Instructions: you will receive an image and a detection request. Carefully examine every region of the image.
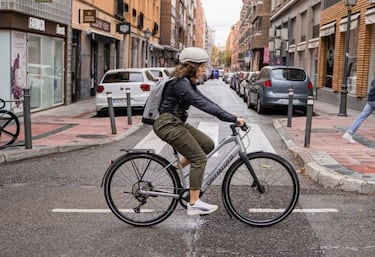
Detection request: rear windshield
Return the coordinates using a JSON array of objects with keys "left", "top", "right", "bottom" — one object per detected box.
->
[
  {"left": 150, "top": 70, "right": 163, "bottom": 78},
  {"left": 272, "top": 69, "right": 306, "bottom": 81},
  {"left": 102, "top": 72, "right": 143, "bottom": 83}
]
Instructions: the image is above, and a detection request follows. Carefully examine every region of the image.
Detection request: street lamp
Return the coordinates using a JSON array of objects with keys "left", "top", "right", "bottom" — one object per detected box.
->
[
  {"left": 338, "top": 0, "right": 357, "bottom": 116},
  {"left": 144, "top": 28, "right": 152, "bottom": 67}
]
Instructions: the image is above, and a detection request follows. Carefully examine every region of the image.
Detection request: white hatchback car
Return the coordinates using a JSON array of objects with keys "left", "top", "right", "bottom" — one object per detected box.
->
[
  {"left": 95, "top": 68, "right": 158, "bottom": 116},
  {"left": 147, "top": 67, "right": 171, "bottom": 80}
]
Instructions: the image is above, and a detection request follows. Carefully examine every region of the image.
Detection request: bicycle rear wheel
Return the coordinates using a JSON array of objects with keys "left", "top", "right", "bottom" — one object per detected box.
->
[
  {"left": 0, "top": 110, "right": 20, "bottom": 147},
  {"left": 222, "top": 152, "right": 299, "bottom": 226},
  {"left": 103, "top": 152, "right": 180, "bottom": 226}
]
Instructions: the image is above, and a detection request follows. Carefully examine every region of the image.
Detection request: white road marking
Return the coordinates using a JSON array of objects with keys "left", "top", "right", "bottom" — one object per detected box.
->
[
  {"left": 134, "top": 130, "right": 166, "bottom": 154},
  {"left": 52, "top": 208, "right": 154, "bottom": 213},
  {"left": 248, "top": 208, "right": 338, "bottom": 213},
  {"left": 245, "top": 124, "right": 276, "bottom": 153},
  {"left": 52, "top": 208, "right": 338, "bottom": 214},
  {"left": 197, "top": 121, "right": 219, "bottom": 157}
]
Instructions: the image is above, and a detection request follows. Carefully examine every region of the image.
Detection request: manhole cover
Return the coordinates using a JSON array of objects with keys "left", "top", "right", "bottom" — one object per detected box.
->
[
  {"left": 311, "top": 128, "right": 338, "bottom": 133},
  {"left": 77, "top": 134, "right": 109, "bottom": 139}
]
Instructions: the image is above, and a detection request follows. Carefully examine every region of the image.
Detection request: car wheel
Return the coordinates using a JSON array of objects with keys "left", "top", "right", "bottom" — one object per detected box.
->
[{"left": 256, "top": 97, "right": 264, "bottom": 114}]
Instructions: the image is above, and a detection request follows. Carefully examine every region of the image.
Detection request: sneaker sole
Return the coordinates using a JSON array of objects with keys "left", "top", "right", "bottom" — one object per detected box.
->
[{"left": 187, "top": 207, "right": 218, "bottom": 216}]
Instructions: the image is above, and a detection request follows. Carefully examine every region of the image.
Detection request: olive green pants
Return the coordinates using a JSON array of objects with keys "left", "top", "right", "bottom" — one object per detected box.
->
[{"left": 153, "top": 113, "right": 214, "bottom": 190}]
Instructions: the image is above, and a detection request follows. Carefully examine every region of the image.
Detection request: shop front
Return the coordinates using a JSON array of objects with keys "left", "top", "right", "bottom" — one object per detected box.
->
[{"left": 0, "top": 11, "right": 67, "bottom": 113}]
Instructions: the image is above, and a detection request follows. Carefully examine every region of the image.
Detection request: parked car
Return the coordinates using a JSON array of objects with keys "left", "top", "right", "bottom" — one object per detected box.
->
[
  {"left": 95, "top": 68, "right": 158, "bottom": 116},
  {"left": 210, "top": 69, "right": 219, "bottom": 79},
  {"left": 245, "top": 71, "right": 259, "bottom": 106},
  {"left": 147, "top": 67, "right": 170, "bottom": 81},
  {"left": 223, "top": 72, "right": 234, "bottom": 84},
  {"left": 247, "top": 66, "right": 313, "bottom": 114},
  {"left": 238, "top": 72, "right": 252, "bottom": 99}
]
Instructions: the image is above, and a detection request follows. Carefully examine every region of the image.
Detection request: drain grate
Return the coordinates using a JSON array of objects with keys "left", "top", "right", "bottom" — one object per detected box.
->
[{"left": 76, "top": 134, "right": 108, "bottom": 139}]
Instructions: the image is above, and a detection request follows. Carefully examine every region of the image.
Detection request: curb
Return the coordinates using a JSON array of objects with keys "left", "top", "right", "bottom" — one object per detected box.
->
[
  {"left": 273, "top": 119, "right": 375, "bottom": 195},
  {"left": 0, "top": 123, "right": 143, "bottom": 164}
]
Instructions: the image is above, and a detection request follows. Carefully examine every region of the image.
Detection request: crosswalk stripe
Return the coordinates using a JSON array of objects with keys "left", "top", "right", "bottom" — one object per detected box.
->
[
  {"left": 197, "top": 121, "right": 219, "bottom": 157},
  {"left": 245, "top": 124, "right": 276, "bottom": 154},
  {"left": 134, "top": 130, "right": 165, "bottom": 154}
]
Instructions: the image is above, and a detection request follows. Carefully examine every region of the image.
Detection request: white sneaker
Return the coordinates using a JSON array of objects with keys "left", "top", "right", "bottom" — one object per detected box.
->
[
  {"left": 187, "top": 199, "right": 218, "bottom": 216},
  {"left": 343, "top": 132, "right": 356, "bottom": 143}
]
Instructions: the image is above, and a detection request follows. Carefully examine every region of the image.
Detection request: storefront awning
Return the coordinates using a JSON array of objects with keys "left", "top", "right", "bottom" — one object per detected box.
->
[
  {"left": 319, "top": 21, "right": 336, "bottom": 37},
  {"left": 163, "top": 45, "right": 179, "bottom": 52},
  {"left": 339, "top": 13, "right": 360, "bottom": 32},
  {"left": 150, "top": 43, "right": 164, "bottom": 51},
  {"left": 365, "top": 8, "right": 375, "bottom": 25}
]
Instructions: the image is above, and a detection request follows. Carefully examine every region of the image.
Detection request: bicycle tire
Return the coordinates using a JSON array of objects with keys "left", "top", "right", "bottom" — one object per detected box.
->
[
  {"left": 103, "top": 152, "right": 181, "bottom": 226},
  {"left": 222, "top": 152, "right": 299, "bottom": 226},
  {"left": 0, "top": 110, "right": 20, "bottom": 146}
]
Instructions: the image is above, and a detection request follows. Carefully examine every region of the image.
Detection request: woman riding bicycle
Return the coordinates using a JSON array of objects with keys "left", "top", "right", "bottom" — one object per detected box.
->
[{"left": 153, "top": 47, "right": 245, "bottom": 215}]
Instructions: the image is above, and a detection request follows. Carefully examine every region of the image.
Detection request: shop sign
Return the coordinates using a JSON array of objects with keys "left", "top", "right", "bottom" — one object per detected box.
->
[
  {"left": 56, "top": 24, "right": 66, "bottom": 36},
  {"left": 29, "top": 17, "right": 45, "bottom": 31},
  {"left": 82, "top": 10, "right": 96, "bottom": 23},
  {"left": 90, "top": 18, "right": 110, "bottom": 32},
  {"left": 117, "top": 22, "right": 131, "bottom": 34}
]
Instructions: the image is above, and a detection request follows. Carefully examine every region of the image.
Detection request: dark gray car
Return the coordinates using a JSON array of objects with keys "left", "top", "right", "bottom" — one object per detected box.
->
[{"left": 247, "top": 66, "right": 313, "bottom": 114}]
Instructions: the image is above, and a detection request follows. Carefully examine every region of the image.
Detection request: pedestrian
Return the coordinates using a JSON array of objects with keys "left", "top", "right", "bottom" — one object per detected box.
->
[
  {"left": 343, "top": 76, "right": 375, "bottom": 143},
  {"left": 153, "top": 47, "right": 245, "bottom": 216}
]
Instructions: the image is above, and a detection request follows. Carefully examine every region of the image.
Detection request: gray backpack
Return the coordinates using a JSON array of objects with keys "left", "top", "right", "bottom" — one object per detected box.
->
[{"left": 141, "top": 77, "right": 176, "bottom": 125}]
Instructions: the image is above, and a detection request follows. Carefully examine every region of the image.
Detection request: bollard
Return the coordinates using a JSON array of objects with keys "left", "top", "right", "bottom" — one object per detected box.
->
[
  {"left": 106, "top": 92, "right": 117, "bottom": 134},
  {"left": 23, "top": 88, "right": 32, "bottom": 149},
  {"left": 126, "top": 88, "right": 132, "bottom": 125},
  {"left": 287, "top": 88, "right": 294, "bottom": 127},
  {"left": 304, "top": 96, "right": 314, "bottom": 148}
]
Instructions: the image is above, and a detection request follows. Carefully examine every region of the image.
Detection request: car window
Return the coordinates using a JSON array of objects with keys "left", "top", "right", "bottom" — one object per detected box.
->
[
  {"left": 150, "top": 70, "right": 163, "bottom": 78},
  {"left": 272, "top": 69, "right": 306, "bottom": 81},
  {"left": 103, "top": 72, "right": 144, "bottom": 83}
]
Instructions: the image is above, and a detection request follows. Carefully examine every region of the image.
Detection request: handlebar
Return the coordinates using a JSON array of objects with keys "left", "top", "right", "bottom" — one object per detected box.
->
[{"left": 230, "top": 122, "right": 249, "bottom": 135}]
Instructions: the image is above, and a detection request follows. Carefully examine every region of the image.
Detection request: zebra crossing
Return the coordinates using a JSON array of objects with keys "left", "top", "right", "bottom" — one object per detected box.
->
[{"left": 134, "top": 122, "right": 276, "bottom": 155}]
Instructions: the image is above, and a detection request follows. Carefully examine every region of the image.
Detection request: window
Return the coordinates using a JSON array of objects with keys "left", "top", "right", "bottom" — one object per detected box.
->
[{"left": 116, "top": 0, "right": 124, "bottom": 19}]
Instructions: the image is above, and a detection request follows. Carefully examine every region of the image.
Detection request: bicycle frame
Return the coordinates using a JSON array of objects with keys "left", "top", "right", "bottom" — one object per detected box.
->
[{"left": 138, "top": 125, "right": 259, "bottom": 198}]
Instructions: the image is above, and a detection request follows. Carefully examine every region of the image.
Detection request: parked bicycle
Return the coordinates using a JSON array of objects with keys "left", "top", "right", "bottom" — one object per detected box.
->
[
  {"left": 0, "top": 98, "right": 20, "bottom": 147},
  {"left": 102, "top": 123, "right": 300, "bottom": 227}
]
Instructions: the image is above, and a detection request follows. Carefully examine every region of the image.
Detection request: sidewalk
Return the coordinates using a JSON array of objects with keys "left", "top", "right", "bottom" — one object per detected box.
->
[
  {"left": 274, "top": 100, "right": 375, "bottom": 194},
  {"left": 1, "top": 97, "right": 374, "bottom": 194},
  {"left": 0, "top": 98, "right": 142, "bottom": 163}
]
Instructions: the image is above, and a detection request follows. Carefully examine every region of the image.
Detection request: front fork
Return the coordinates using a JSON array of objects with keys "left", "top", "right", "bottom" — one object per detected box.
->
[{"left": 239, "top": 152, "right": 265, "bottom": 193}]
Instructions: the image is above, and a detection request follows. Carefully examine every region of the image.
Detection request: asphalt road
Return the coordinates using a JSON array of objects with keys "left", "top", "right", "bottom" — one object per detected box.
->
[{"left": 1, "top": 79, "right": 374, "bottom": 257}]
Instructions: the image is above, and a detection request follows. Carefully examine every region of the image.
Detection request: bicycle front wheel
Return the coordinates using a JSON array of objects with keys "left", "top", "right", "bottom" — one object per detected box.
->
[
  {"left": 0, "top": 110, "right": 20, "bottom": 147},
  {"left": 103, "top": 152, "right": 180, "bottom": 226},
  {"left": 222, "top": 152, "right": 299, "bottom": 226}
]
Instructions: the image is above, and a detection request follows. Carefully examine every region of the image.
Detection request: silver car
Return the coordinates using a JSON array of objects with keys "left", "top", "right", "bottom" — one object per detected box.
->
[
  {"left": 95, "top": 68, "right": 158, "bottom": 116},
  {"left": 247, "top": 66, "right": 313, "bottom": 114}
]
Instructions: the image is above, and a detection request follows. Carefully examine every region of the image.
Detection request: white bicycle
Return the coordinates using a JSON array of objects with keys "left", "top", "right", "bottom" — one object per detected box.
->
[{"left": 102, "top": 123, "right": 300, "bottom": 226}]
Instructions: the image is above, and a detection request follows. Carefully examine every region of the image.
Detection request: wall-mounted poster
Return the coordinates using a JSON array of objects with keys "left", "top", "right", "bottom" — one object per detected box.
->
[{"left": 11, "top": 31, "right": 27, "bottom": 112}]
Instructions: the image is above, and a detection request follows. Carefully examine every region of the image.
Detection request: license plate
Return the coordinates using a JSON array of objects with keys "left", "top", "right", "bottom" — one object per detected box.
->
[
  {"left": 278, "top": 99, "right": 299, "bottom": 104},
  {"left": 112, "top": 99, "right": 126, "bottom": 105}
]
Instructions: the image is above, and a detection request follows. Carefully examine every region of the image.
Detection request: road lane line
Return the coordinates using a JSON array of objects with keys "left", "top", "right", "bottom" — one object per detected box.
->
[
  {"left": 248, "top": 208, "right": 338, "bottom": 213},
  {"left": 52, "top": 208, "right": 338, "bottom": 214}
]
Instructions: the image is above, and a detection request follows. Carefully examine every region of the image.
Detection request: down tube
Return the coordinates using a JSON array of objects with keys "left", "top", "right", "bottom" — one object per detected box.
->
[{"left": 201, "top": 144, "right": 240, "bottom": 191}]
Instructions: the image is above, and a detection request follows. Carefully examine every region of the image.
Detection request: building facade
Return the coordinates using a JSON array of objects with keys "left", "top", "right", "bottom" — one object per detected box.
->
[
  {"left": 0, "top": 0, "right": 72, "bottom": 112},
  {"left": 0, "top": 0, "right": 216, "bottom": 111},
  {"left": 317, "top": 0, "right": 375, "bottom": 110},
  {"left": 266, "top": 0, "right": 321, "bottom": 88}
]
